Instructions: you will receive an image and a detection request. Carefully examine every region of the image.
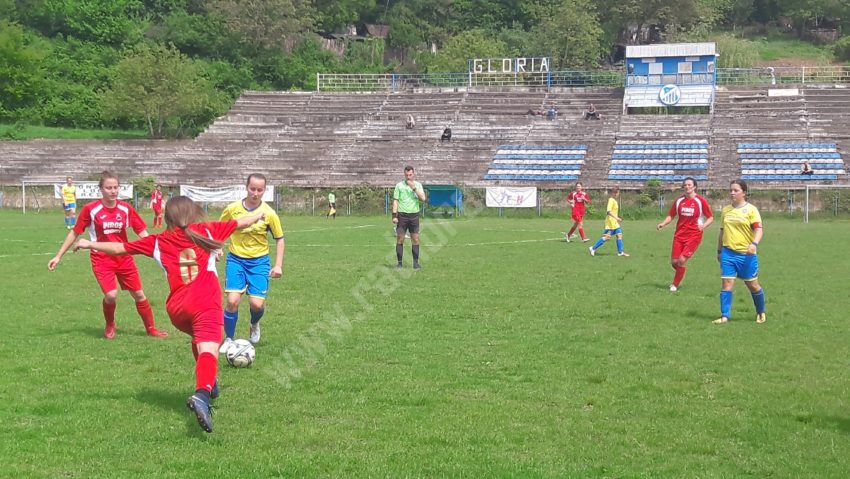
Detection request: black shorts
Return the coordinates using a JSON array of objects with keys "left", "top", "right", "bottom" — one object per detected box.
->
[
  {"left": 396, "top": 212, "right": 420, "bottom": 235},
  {"left": 329, "top": 202, "right": 336, "bottom": 208}
]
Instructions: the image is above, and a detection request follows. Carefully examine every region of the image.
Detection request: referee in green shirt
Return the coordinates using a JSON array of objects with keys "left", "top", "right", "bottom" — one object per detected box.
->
[{"left": 392, "top": 166, "right": 426, "bottom": 269}]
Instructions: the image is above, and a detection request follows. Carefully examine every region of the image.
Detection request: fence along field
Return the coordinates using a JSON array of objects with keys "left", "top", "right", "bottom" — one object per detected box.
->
[{"left": 1, "top": 209, "right": 849, "bottom": 477}]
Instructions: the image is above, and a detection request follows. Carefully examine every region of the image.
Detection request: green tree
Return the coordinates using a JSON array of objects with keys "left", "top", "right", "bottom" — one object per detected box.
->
[
  {"left": 207, "top": 0, "right": 315, "bottom": 50},
  {"left": 101, "top": 43, "right": 217, "bottom": 137},
  {"left": 427, "top": 29, "right": 511, "bottom": 72},
  {"left": 0, "top": 21, "right": 47, "bottom": 116},
  {"left": 526, "top": 0, "right": 605, "bottom": 68},
  {"left": 22, "top": 0, "right": 147, "bottom": 45},
  {"left": 314, "top": 0, "right": 376, "bottom": 33}
]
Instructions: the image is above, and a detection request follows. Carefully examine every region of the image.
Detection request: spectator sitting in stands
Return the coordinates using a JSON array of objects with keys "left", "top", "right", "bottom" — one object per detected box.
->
[
  {"left": 546, "top": 104, "right": 558, "bottom": 120},
  {"left": 440, "top": 127, "right": 452, "bottom": 143},
  {"left": 583, "top": 103, "right": 601, "bottom": 120},
  {"left": 801, "top": 161, "right": 814, "bottom": 175},
  {"left": 406, "top": 114, "right": 416, "bottom": 129},
  {"left": 526, "top": 108, "right": 544, "bottom": 116}
]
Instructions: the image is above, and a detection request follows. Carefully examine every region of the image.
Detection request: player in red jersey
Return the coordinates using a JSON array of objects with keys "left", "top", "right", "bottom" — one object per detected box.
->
[
  {"left": 565, "top": 182, "right": 591, "bottom": 242},
  {"left": 48, "top": 171, "right": 168, "bottom": 339},
  {"left": 74, "top": 196, "right": 265, "bottom": 433},
  {"left": 150, "top": 184, "right": 164, "bottom": 228},
  {"left": 656, "top": 177, "right": 714, "bottom": 292}
]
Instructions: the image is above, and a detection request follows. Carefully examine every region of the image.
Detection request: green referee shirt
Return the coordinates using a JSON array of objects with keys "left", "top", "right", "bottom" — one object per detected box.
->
[
  {"left": 393, "top": 181, "right": 423, "bottom": 213},
  {"left": 328, "top": 193, "right": 335, "bottom": 203}
]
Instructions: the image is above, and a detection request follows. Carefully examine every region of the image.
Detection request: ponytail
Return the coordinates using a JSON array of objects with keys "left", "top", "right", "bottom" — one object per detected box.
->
[{"left": 164, "top": 196, "right": 224, "bottom": 252}]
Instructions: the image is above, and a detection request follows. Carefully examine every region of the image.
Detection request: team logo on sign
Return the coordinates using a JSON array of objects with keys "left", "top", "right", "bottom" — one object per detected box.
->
[{"left": 659, "top": 84, "right": 682, "bottom": 105}]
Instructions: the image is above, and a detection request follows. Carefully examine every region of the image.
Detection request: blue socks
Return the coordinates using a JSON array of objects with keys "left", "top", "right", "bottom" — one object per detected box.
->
[
  {"left": 616, "top": 239, "right": 624, "bottom": 254},
  {"left": 592, "top": 238, "right": 605, "bottom": 250},
  {"left": 223, "top": 310, "right": 238, "bottom": 339},
  {"left": 720, "top": 290, "right": 733, "bottom": 318},
  {"left": 751, "top": 289, "right": 765, "bottom": 314},
  {"left": 250, "top": 307, "right": 265, "bottom": 326},
  {"left": 720, "top": 289, "right": 765, "bottom": 319}
]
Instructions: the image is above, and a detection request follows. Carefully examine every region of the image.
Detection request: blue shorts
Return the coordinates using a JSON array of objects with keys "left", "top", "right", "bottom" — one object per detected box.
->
[
  {"left": 225, "top": 253, "right": 270, "bottom": 298},
  {"left": 720, "top": 247, "right": 759, "bottom": 281},
  {"left": 64, "top": 203, "right": 76, "bottom": 210},
  {"left": 603, "top": 228, "right": 622, "bottom": 236}
]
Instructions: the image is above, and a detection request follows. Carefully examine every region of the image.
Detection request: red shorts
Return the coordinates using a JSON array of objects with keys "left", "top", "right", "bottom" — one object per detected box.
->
[
  {"left": 166, "top": 289, "right": 223, "bottom": 344},
  {"left": 91, "top": 254, "right": 143, "bottom": 293},
  {"left": 571, "top": 209, "right": 585, "bottom": 222},
  {"left": 153, "top": 207, "right": 162, "bottom": 214},
  {"left": 671, "top": 235, "right": 703, "bottom": 260}
]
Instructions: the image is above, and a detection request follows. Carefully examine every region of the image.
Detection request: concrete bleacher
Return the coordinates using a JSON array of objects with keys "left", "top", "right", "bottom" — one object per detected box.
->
[
  {"left": 4, "top": 85, "right": 850, "bottom": 189},
  {"left": 608, "top": 140, "right": 709, "bottom": 181},
  {"left": 738, "top": 143, "right": 846, "bottom": 181},
  {"left": 484, "top": 145, "right": 586, "bottom": 181}
]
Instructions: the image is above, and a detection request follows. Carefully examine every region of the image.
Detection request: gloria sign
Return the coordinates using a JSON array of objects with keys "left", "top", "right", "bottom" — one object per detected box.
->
[{"left": 469, "top": 57, "right": 550, "bottom": 74}]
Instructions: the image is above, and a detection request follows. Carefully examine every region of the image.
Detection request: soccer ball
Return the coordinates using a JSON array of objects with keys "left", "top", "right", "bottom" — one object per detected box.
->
[{"left": 225, "top": 339, "right": 256, "bottom": 368}]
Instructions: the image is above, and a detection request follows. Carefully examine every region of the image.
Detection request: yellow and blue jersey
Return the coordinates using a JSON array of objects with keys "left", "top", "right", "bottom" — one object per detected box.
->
[
  {"left": 220, "top": 201, "right": 283, "bottom": 258},
  {"left": 604, "top": 197, "right": 620, "bottom": 230},
  {"left": 720, "top": 203, "right": 762, "bottom": 253},
  {"left": 61, "top": 185, "right": 76, "bottom": 204}
]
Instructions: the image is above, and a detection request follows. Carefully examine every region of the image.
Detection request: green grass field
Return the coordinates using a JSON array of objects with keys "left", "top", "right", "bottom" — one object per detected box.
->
[{"left": 1, "top": 209, "right": 849, "bottom": 478}]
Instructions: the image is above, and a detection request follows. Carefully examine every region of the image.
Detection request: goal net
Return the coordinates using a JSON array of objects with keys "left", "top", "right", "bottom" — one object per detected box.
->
[{"left": 804, "top": 184, "right": 850, "bottom": 223}]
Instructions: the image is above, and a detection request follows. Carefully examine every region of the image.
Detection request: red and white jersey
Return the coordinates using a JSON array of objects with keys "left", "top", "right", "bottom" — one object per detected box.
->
[
  {"left": 151, "top": 190, "right": 163, "bottom": 209},
  {"left": 74, "top": 200, "right": 146, "bottom": 257},
  {"left": 123, "top": 221, "right": 237, "bottom": 305},
  {"left": 567, "top": 190, "right": 590, "bottom": 212},
  {"left": 668, "top": 194, "right": 713, "bottom": 240}
]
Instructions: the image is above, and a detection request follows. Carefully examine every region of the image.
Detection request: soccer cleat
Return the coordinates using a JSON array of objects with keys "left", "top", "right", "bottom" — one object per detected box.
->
[
  {"left": 219, "top": 337, "right": 234, "bottom": 354},
  {"left": 712, "top": 317, "right": 730, "bottom": 325},
  {"left": 669, "top": 285, "right": 678, "bottom": 292},
  {"left": 413, "top": 263, "right": 421, "bottom": 270},
  {"left": 564, "top": 233, "right": 571, "bottom": 243},
  {"left": 249, "top": 323, "right": 261, "bottom": 344},
  {"left": 618, "top": 252, "right": 630, "bottom": 257},
  {"left": 582, "top": 238, "right": 590, "bottom": 243},
  {"left": 186, "top": 393, "right": 213, "bottom": 433},
  {"left": 756, "top": 312, "right": 766, "bottom": 324},
  {"left": 210, "top": 380, "right": 220, "bottom": 400},
  {"left": 588, "top": 247, "right": 595, "bottom": 257},
  {"left": 104, "top": 322, "right": 116, "bottom": 339},
  {"left": 395, "top": 262, "right": 403, "bottom": 270},
  {"left": 146, "top": 327, "right": 169, "bottom": 338}
]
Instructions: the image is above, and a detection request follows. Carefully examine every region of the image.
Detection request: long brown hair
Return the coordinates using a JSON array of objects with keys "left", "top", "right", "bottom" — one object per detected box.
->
[{"left": 164, "top": 196, "right": 224, "bottom": 252}]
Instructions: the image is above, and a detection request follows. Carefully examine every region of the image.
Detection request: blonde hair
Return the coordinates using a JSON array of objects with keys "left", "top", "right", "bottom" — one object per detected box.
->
[{"left": 164, "top": 196, "right": 224, "bottom": 252}]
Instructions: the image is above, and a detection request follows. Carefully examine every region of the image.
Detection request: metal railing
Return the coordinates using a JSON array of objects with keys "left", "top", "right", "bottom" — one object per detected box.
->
[
  {"left": 717, "top": 66, "right": 850, "bottom": 85},
  {"left": 317, "top": 70, "right": 623, "bottom": 92},
  {"left": 318, "top": 66, "right": 850, "bottom": 92}
]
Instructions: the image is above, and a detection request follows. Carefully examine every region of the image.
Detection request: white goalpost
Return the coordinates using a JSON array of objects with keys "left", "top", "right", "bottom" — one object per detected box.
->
[
  {"left": 804, "top": 184, "right": 850, "bottom": 223},
  {"left": 21, "top": 179, "right": 64, "bottom": 214}
]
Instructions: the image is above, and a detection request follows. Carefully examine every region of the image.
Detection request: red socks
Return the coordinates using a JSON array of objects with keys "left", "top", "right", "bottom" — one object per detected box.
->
[
  {"left": 673, "top": 267, "right": 686, "bottom": 287},
  {"left": 136, "top": 299, "right": 167, "bottom": 336},
  {"left": 578, "top": 227, "right": 586, "bottom": 240},
  {"left": 567, "top": 225, "right": 576, "bottom": 236},
  {"left": 103, "top": 300, "right": 116, "bottom": 325},
  {"left": 195, "top": 352, "right": 217, "bottom": 393}
]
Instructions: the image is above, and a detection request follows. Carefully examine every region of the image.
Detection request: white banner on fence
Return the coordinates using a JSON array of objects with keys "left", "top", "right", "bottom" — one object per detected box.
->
[
  {"left": 180, "top": 185, "right": 274, "bottom": 203},
  {"left": 485, "top": 187, "right": 537, "bottom": 208},
  {"left": 54, "top": 182, "right": 133, "bottom": 200}
]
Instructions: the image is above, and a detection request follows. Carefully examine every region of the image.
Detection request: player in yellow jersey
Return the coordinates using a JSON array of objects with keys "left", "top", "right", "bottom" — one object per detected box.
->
[
  {"left": 589, "top": 186, "right": 629, "bottom": 257},
  {"left": 713, "top": 180, "right": 766, "bottom": 325},
  {"left": 61, "top": 176, "right": 77, "bottom": 229},
  {"left": 219, "top": 174, "right": 285, "bottom": 351}
]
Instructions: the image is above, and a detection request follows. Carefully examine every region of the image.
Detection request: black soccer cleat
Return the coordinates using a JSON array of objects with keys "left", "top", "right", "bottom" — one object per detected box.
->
[
  {"left": 210, "top": 380, "right": 220, "bottom": 400},
  {"left": 186, "top": 393, "right": 213, "bottom": 433}
]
